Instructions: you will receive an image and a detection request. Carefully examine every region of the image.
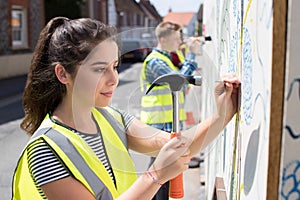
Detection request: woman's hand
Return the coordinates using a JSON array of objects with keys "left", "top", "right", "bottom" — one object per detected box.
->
[
  {"left": 214, "top": 74, "right": 241, "bottom": 125},
  {"left": 149, "top": 136, "right": 191, "bottom": 184}
]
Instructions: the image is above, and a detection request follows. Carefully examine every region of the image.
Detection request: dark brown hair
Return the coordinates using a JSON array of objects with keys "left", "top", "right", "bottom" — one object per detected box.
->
[{"left": 21, "top": 17, "right": 118, "bottom": 135}]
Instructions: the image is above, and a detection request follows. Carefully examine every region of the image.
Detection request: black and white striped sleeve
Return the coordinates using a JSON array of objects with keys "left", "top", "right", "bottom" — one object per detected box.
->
[
  {"left": 27, "top": 139, "right": 70, "bottom": 187},
  {"left": 109, "top": 106, "right": 135, "bottom": 130},
  {"left": 121, "top": 111, "right": 135, "bottom": 130}
]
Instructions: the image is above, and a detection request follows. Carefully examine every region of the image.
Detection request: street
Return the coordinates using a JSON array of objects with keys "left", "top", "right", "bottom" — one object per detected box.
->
[{"left": 0, "top": 75, "right": 26, "bottom": 125}]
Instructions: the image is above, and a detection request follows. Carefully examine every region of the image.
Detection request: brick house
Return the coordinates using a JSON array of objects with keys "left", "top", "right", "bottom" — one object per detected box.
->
[
  {"left": 139, "top": 0, "right": 162, "bottom": 28},
  {"left": 0, "top": 0, "right": 44, "bottom": 78},
  {"left": 0, "top": 0, "right": 161, "bottom": 79}
]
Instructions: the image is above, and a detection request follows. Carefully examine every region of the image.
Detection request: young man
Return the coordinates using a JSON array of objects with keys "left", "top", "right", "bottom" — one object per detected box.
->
[{"left": 139, "top": 21, "right": 201, "bottom": 200}]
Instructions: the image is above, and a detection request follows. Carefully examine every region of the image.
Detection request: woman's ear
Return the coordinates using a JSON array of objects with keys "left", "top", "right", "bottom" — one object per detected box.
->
[{"left": 54, "top": 64, "right": 70, "bottom": 84}]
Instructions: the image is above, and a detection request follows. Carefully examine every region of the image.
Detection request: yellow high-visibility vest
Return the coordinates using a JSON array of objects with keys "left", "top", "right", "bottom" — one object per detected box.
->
[
  {"left": 176, "top": 49, "right": 185, "bottom": 63},
  {"left": 178, "top": 43, "right": 188, "bottom": 61},
  {"left": 140, "top": 50, "right": 186, "bottom": 124},
  {"left": 12, "top": 107, "right": 137, "bottom": 200}
]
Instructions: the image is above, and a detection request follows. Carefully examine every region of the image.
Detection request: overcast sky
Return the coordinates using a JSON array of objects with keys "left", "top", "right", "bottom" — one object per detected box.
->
[{"left": 146, "top": 0, "right": 203, "bottom": 17}]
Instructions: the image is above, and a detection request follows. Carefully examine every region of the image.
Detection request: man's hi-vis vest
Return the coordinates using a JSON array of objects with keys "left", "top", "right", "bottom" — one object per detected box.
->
[
  {"left": 176, "top": 49, "right": 185, "bottom": 63},
  {"left": 12, "top": 107, "right": 137, "bottom": 200},
  {"left": 140, "top": 50, "right": 186, "bottom": 124},
  {"left": 177, "top": 43, "right": 188, "bottom": 62}
]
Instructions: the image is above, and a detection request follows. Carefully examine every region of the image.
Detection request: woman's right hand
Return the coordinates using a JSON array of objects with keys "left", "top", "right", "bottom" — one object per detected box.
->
[
  {"left": 149, "top": 136, "right": 191, "bottom": 184},
  {"left": 214, "top": 74, "right": 240, "bottom": 125}
]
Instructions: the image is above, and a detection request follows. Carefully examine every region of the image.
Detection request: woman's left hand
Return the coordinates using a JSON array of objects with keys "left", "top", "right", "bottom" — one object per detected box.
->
[{"left": 214, "top": 74, "right": 241, "bottom": 125}]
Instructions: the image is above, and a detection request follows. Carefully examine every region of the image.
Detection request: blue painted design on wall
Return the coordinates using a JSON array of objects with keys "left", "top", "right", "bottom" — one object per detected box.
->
[
  {"left": 229, "top": 32, "right": 238, "bottom": 73},
  {"left": 241, "top": 28, "right": 253, "bottom": 125},
  {"left": 285, "top": 126, "right": 300, "bottom": 139},
  {"left": 286, "top": 78, "right": 300, "bottom": 100},
  {"left": 285, "top": 77, "right": 300, "bottom": 140},
  {"left": 257, "top": 0, "right": 273, "bottom": 30},
  {"left": 233, "top": 0, "right": 237, "bottom": 17},
  {"left": 281, "top": 160, "right": 300, "bottom": 199}
]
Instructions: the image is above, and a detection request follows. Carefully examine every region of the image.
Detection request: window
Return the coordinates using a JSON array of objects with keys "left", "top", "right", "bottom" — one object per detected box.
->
[{"left": 11, "top": 6, "right": 28, "bottom": 49}]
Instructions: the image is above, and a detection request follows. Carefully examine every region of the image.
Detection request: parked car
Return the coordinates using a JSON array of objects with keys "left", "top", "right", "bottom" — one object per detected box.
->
[{"left": 120, "top": 39, "right": 154, "bottom": 63}]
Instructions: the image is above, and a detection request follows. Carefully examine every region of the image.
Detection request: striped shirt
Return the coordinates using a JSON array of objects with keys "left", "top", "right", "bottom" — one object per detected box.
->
[{"left": 27, "top": 107, "right": 135, "bottom": 198}]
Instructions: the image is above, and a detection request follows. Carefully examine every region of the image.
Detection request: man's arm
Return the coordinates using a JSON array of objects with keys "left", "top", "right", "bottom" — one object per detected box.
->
[{"left": 145, "top": 53, "right": 197, "bottom": 84}]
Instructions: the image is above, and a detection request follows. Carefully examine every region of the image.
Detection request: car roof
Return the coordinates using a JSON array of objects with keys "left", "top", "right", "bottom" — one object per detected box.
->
[{"left": 122, "top": 39, "right": 141, "bottom": 42}]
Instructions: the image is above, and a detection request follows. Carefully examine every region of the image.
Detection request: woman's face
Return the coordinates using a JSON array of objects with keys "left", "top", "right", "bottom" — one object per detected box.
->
[{"left": 72, "top": 39, "right": 119, "bottom": 108}]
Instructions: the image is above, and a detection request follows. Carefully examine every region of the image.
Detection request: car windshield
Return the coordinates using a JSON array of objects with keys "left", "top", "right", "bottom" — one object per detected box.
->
[{"left": 122, "top": 41, "right": 140, "bottom": 53}]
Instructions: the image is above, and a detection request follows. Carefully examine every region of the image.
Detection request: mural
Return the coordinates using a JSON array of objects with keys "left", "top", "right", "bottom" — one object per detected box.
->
[
  {"left": 280, "top": 77, "right": 300, "bottom": 200},
  {"left": 239, "top": 0, "right": 273, "bottom": 199},
  {"left": 203, "top": 0, "right": 300, "bottom": 199},
  {"left": 202, "top": 0, "right": 273, "bottom": 199},
  {"left": 279, "top": 0, "right": 300, "bottom": 199}
]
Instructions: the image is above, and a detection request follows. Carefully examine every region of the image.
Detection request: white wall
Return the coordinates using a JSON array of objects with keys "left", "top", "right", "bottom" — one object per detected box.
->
[
  {"left": 202, "top": 0, "right": 273, "bottom": 199},
  {"left": 0, "top": 54, "right": 32, "bottom": 79},
  {"left": 278, "top": 0, "right": 300, "bottom": 199}
]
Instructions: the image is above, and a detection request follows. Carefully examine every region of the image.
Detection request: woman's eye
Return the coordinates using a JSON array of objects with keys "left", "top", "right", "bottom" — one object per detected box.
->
[
  {"left": 94, "top": 68, "right": 106, "bottom": 73},
  {"left": 114, "top": 64, "right": 120, "bottom": 70}
]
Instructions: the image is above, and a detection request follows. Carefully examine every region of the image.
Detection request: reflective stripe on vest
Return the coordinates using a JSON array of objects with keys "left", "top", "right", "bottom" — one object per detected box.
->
[
  {"left": 176, "top": 49, "right": 185, "bottom": 63},
  {"left": 12, "top": 106, "right": 137, "bottom": 199},
  {"left": 99, "top": 107, "right": 127, "bottom": 149},
  {"left": 46, "top": 128, "right": 115, "bottom": 200},
  {"left": 140, "top": 51, "right": 186, "bottom": 124},
  {"left": 92, "top": 108, "right": 137, "bottom": 194}
]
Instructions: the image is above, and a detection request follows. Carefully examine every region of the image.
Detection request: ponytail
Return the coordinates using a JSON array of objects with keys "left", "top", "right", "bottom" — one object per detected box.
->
[{"left": 21, "top": 17, "right": 70, "bottom": 135}]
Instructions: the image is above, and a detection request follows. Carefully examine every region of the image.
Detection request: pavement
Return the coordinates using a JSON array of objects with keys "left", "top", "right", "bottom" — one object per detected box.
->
[
  {"left": 0, "top": 63, "right": 205, "bottom": 200},
  {"left": 0, "top": 119, "right": 29, "bottom": 200}
]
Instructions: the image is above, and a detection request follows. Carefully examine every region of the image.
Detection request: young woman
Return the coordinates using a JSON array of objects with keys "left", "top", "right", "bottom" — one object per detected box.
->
[{"left": 12, "top": 17, "right": 240, "bottom": 200}]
